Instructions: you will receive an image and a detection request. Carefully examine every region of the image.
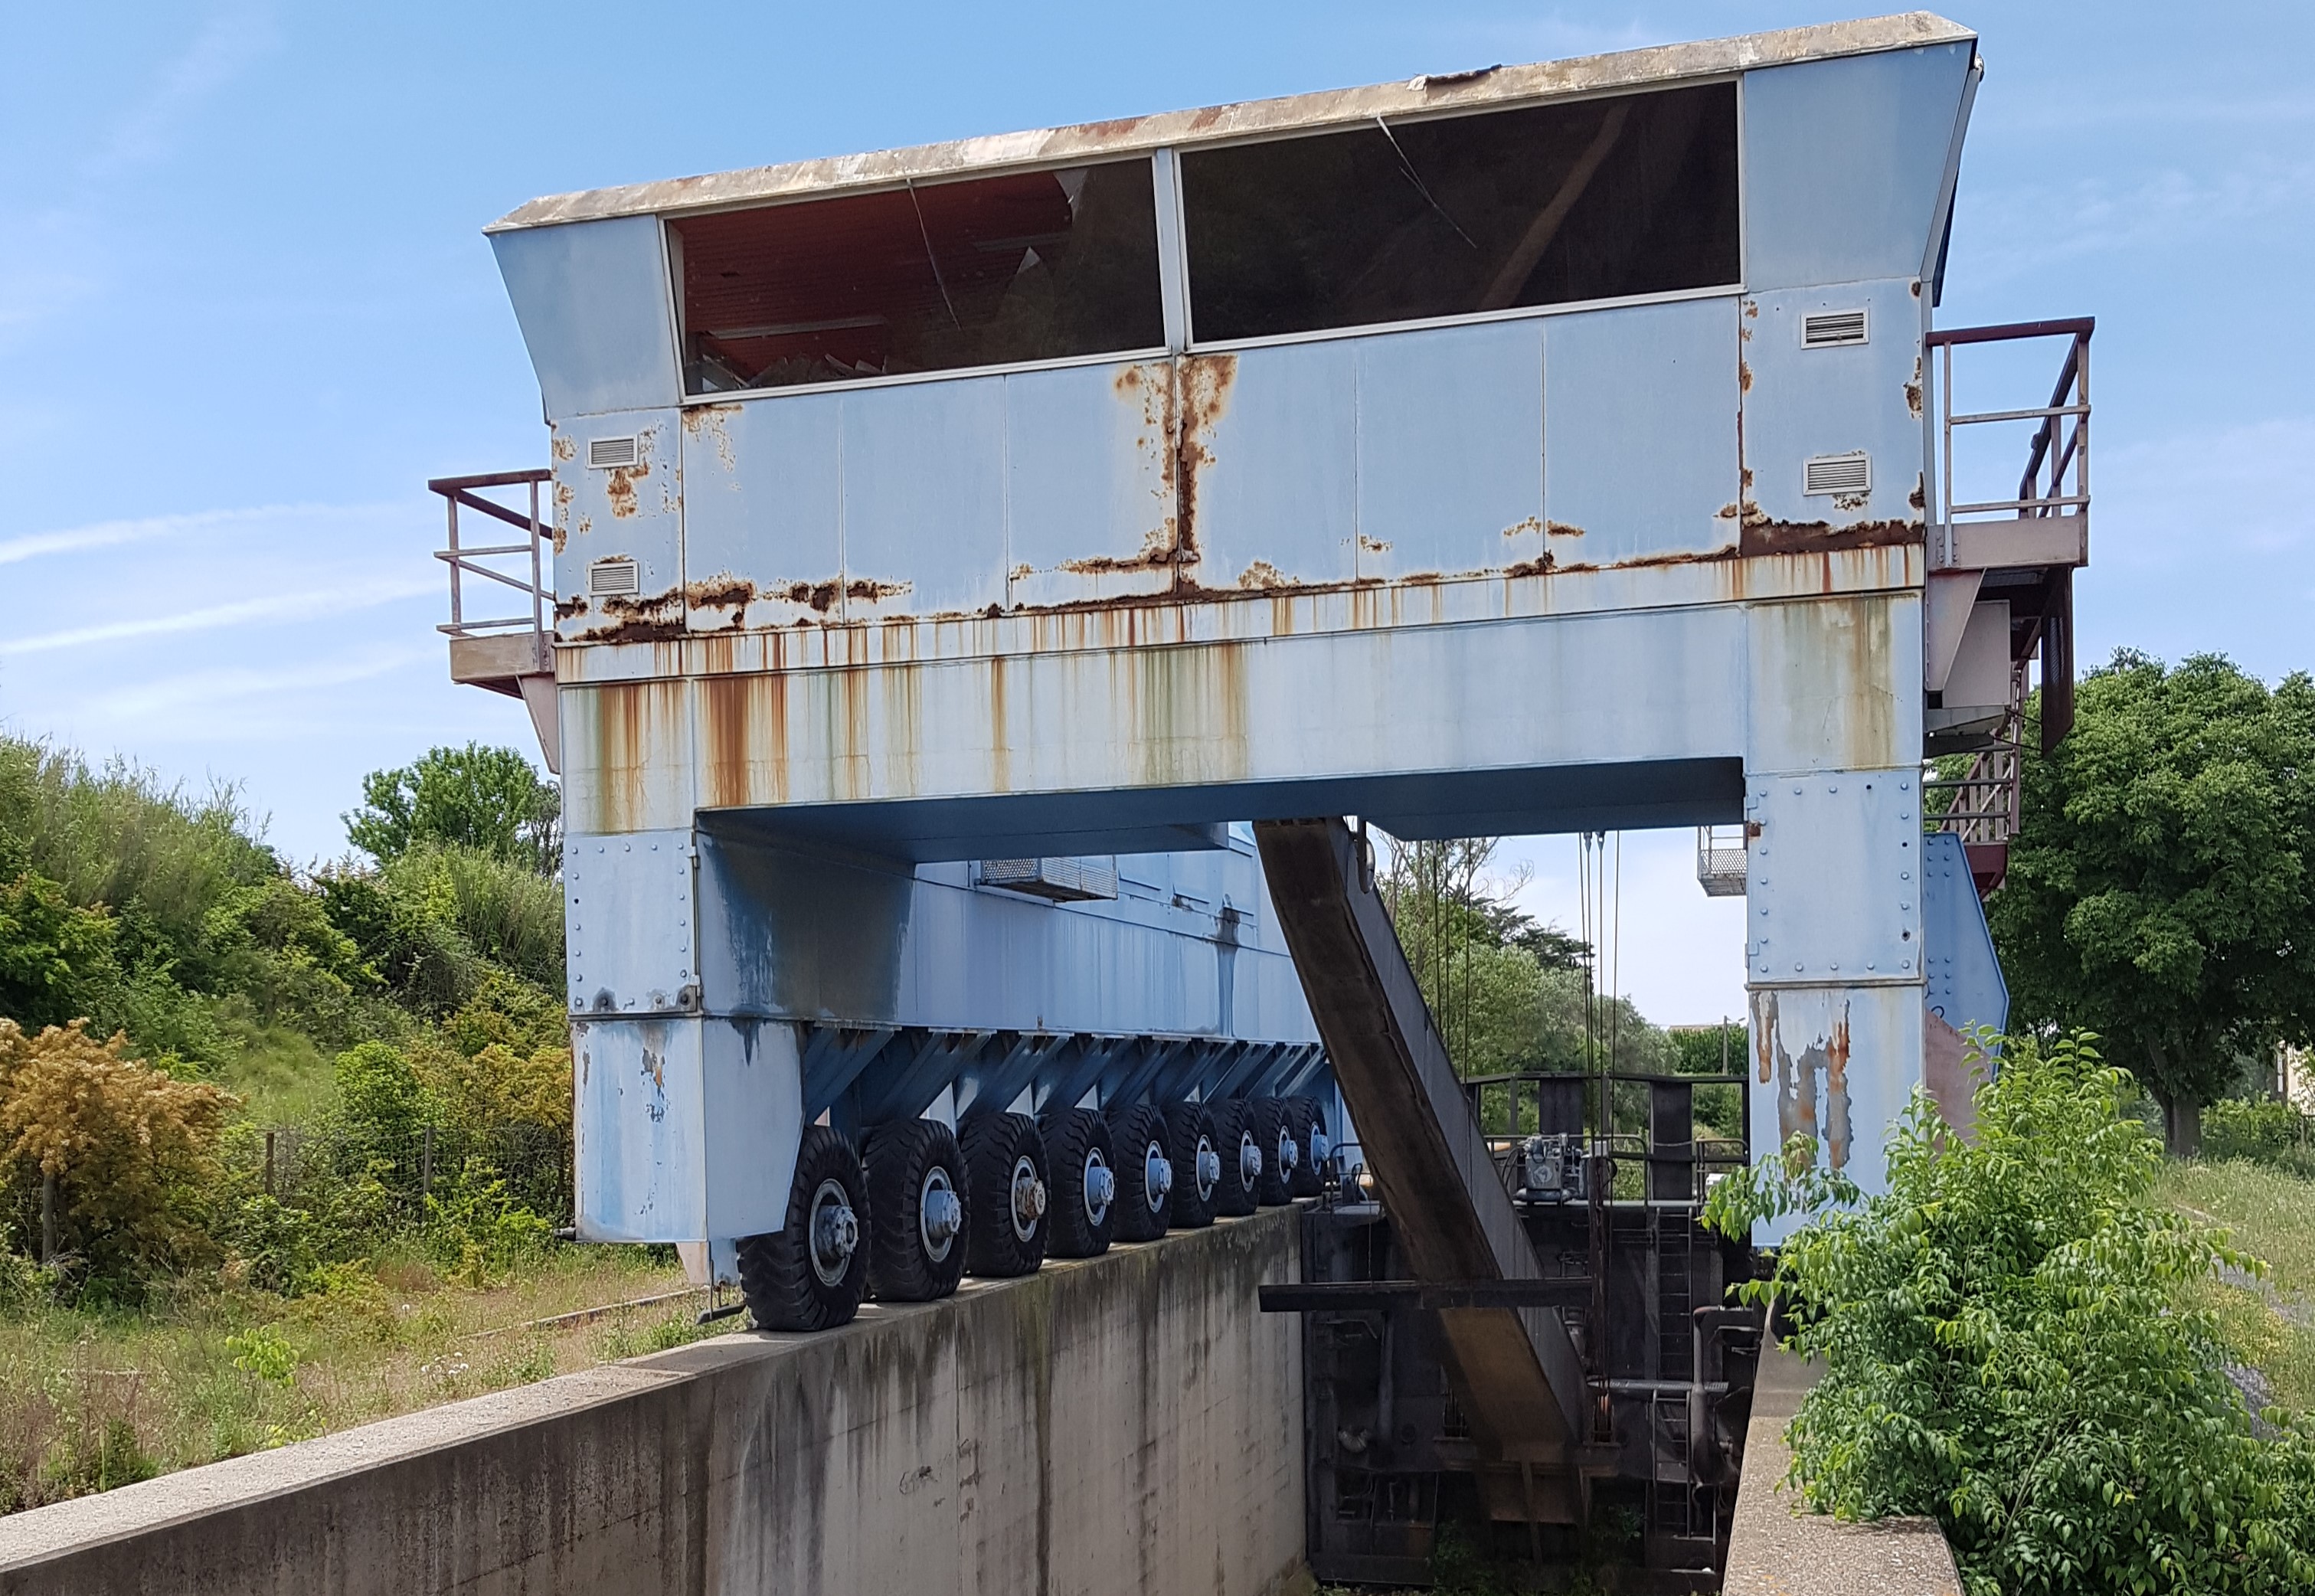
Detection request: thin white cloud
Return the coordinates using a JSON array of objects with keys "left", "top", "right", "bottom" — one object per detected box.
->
[
  {"left": 83, "top": 642, "right": 440, "bottom": 721},
  {"left": 0, "top": 502, "right": 395, "bottom": 567},
  {"left": 1960, "top": 154, "right": 2315, "bottom": 283},
  {"left": 90, "top": 3, "right": 281, "bottom": 178},
  {"left": 0, "top": 578, "right": 437, "bottom": 656}
]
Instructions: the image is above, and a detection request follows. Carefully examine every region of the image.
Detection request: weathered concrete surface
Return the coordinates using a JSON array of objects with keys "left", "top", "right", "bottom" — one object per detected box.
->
[
  {"left": 0, "top": 1207, "right": 1309, "bottom": 1596},
  {"left": 1723, "top": 1343, "right": 1961, "bottom": 1596}
]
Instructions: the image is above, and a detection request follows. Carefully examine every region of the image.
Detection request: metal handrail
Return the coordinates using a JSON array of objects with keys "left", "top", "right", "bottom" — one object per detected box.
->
[
  {"left": 1926, "top": 319, "right": 2092, "bottom": 567},
  {"left": 429, "top": 469, "right": 551, "bottom": 672}
]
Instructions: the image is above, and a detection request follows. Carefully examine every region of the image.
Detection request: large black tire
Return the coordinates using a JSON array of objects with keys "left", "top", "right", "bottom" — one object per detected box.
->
[
  {"left": 737, "top": 1123, "right": 870, "bottom": 1332},
  {"left": 1111, "top": 1103, "right": 1173, "bottom": 1243},
  {"left": 1247, "top": 1097, "right": 1296, "bottom": 1207},
  {"left": 863, "top": 1117, "right": 967, "bottom": 1303},
  {"left": 1285, "top": 1095, "right": 1328, "bottom": 1199},
  {"left": 1166, "top": 1101, "right": 1219, "bottom": 1230},
  {"left": 1209, "top": 1097, "right": 1261, "bottom": 1217},
  {"left": 1041, "top": 1107, "right": 1116, "bottom": 1259},
  {"left": 960, "top": 1111, "right": 1049, "bottom": 1277}
]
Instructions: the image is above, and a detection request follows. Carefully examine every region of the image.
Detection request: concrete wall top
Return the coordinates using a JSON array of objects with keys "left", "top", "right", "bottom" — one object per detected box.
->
[{"left": 0, "top": 1208, "right": 1309, "bottom": 1596}]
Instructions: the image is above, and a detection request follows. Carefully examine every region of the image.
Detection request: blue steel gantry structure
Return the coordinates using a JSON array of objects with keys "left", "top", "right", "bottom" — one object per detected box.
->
[{"left": 433, "top": 8, "right": 2075, "bottom": 1549}]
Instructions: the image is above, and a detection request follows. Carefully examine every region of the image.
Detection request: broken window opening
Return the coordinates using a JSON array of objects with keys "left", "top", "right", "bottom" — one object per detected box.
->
[
  {"left": 1179, "top": 83, "right": 1739, "bottom": 343},
  {"left": 671, "top": 159, "right": 1166, "bottom": 394}
]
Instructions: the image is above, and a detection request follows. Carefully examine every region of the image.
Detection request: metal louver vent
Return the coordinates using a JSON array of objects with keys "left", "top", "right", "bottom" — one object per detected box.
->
[
  {"left": 1803, "top": 452, "right": 1872, "bottom": 496},
  {"left": 587, "top": 435, "right": 640, "bottom": 469},
  {"left": 980, "top": 856, "right": 1120, "bottom": 902},
  {"left": 1801, "top": 309, "right": 1869, "bottom": 348},
  {"left": 587, "top": 558, "right": 641, "bottom": 597}
]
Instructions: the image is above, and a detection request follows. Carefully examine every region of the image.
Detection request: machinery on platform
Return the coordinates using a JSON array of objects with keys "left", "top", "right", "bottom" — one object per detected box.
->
[{"left": 436, "top": 11, "right": 2075, "bottom": 1582}]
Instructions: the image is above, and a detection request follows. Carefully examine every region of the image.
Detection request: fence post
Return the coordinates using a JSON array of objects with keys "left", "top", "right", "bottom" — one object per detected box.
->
[
  {"left": 41, "top": 1169, "right": 56, "bottom": 1267},
  {"left": 264, "top": 1130, "right": 276, "bottom": 1197},
  {"left": 422, "top": 1125, "right": 436, "bottom": 1198}
]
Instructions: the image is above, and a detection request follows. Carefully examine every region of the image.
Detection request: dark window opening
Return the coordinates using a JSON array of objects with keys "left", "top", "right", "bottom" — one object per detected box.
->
[
  {"left": 1180, "top": 83, "right": 1739, "bottom": 343},
  {"left": 670, "top": 159, "right": 1164, "bottom": 394}
]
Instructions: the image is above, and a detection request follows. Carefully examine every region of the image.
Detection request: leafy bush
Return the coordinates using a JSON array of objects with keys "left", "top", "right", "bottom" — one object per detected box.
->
[
  {"left": 425, "top": 1159, "right": 551, "bottom": 1287},
  {"left": 1708, "top": 1032, "right": 2315, "bottom": 1594},
  {"left": 0, "top": 873, "right": 117, "bottom": 1032},
  {"left": 2205, "top": 1098, "right": 2315, "bottom": 1169},
  {"left": 224, "top": 1325, "right": 299, "bottom": 1384},
  {"left": 0, "top": 1021, "right": 234, "bottom": 1276}
]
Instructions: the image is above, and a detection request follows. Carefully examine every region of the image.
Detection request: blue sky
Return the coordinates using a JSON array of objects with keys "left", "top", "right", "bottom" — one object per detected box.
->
[{"left": 3, "top": 2, "right": 2310, "bottom": 1022}]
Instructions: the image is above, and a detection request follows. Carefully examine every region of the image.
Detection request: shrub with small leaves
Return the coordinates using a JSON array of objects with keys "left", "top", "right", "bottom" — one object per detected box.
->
[
  {"left": 0, "top": 1019, "right": 233, "bottom": 1276},
  {"left": 1708, "top": 1031, "right": 2315, "bottom": 1594},
  {"left": 224, "top": 1325, "right": 299, "bottom": 1384}
]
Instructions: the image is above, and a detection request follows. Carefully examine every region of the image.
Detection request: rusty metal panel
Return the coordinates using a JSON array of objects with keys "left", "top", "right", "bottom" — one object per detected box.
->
[
  {"left": 551, "top": 410, "right": 682, "bottom": 643},
  {"left": 561, "top": 680, "right": 697, "bottom": 835},
  {"left": 1740, "top": 280, "right": 1928, "bottom": 548},
  {"left": 1741, "top": 42, "right": 1976, "bottom": 293},
  {"left": 678, "top": 395, "right": 845, "bottom": 632},
  {"left": 1353, "top": 320, "right": 1545, "bottom": 581},
  {"left": 1748, "top": 983, "right": 1923, "bottom": 1225},
  {"left": 1743, "top": 767, "right": 1923, "bottom": 986},
  {"left": 675, "top": 600, "right": 1747, "bottom": 819},
  {"left": 840, "top": 375, "right": 1008, "bottom": 619},
  {"left": 1543, "top": 296, "right": 1741, "bottom": 565},
  {"left": 1744, "top": 591, "right": 1922, "bottom": 774},
  {"left": 1185, "top": 342, "right": 1355, "bottom": 592},
  {"left": 489, "top": 216, "right": 681, "bottom": 419},
  {"left": 1004, "top": 359, "right": 1178, "bottom": 609}
]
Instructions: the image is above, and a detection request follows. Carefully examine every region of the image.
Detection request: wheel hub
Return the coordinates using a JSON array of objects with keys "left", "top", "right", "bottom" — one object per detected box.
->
[
  {"left": 1144, "top": 1143, "right": 1172, "bottom": 1206},
  {"left": 920, "top": 1167, "right": 962, "bottom": 1261},
  {"left": 1009, "top": 1154, "right": 1048, "bottom": 1241},
  {"left": 809, "top": 1177, "right": 859, "bottom": 1286},
  {"left": 1277, "top": 1130, "right": 1298, "bottom": 1173},
  {"left": 1082, "top": 1150, "right": 1114, "bottom": 1225},
  {"left": 1238, "top": 1134, "right": 1263, "bottom": 1187},
  {"left": 1195, "top": 1138, "right": 1221, "bottom": 1198},
  {"left": 1310, "top": 1129, "right": 1330, "bottom": 1167}
]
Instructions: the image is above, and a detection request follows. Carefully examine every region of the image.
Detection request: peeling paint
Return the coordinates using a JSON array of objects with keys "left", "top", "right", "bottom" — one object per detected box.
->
[{"left": 1738, "top": 514, "right": 1922, "bottom": 558}]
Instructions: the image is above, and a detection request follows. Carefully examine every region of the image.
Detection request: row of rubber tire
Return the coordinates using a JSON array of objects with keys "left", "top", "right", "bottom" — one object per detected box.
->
[{"left": 737, "top": 1094, "right": 1331, "bottom": 1332}]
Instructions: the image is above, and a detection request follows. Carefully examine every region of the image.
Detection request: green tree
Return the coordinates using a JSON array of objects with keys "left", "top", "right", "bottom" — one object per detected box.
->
[
  {"left": 1379, "top": 834, "right": 1662, "bottom": 1078},
  {"left": 345, "top": 745, "right": 560, "bottom": 876},
  {"left": 1990, "top": 652, "right": 2315, "bottom": 1155}
]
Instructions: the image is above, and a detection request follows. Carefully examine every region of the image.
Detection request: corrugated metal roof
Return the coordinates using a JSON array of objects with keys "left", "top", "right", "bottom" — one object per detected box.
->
[{"left": 488, "top": 11, "right": 1973, "bottom": 234}]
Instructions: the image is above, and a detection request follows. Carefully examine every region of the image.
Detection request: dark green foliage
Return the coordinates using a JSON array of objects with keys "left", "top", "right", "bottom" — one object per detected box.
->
[
  {"left": 0, "top": 872, "right": 117, "bottom": 1031},
  {"left": 345, "top": 744, "right": 561, "bottom": 876},
  {"left": 1992, "top": 653, "right": 2315, "bottom": 1154},
  {"left": 0, "top": 734, "right": 572, "bottom": 1297},
  {"left": 2202, "top": 1097, "right": 2315, "bottom": 1179},
  {"left": 1668, "top": 1020, "right": 1743, "bottom": 1075},
  {"left": 333, "top": 1042, "right": 428, "bottom": 1156},
  {"left": 1708, "top": 1033, "right": 2315, "bottom": 1594}
]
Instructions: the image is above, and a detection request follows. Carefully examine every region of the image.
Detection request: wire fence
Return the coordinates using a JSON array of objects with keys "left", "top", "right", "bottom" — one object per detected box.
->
[{"left": 247, "top": 1121, "right": 574, "bottom": 1228}]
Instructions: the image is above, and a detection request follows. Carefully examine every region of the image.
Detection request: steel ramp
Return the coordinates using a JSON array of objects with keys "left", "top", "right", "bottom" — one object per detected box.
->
[{"left": 1256, "top": 818, "right": 1589, "bottom": 1522}]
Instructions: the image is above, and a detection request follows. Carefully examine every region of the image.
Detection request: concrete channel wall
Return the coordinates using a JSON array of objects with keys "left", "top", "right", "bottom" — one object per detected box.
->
[
  {"left": 0, "top": 1207, "right": 1309, "bottom": 1596},
  {"left": 1724, "top": 1344, "right": 1963, "bottom": 1596}
]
